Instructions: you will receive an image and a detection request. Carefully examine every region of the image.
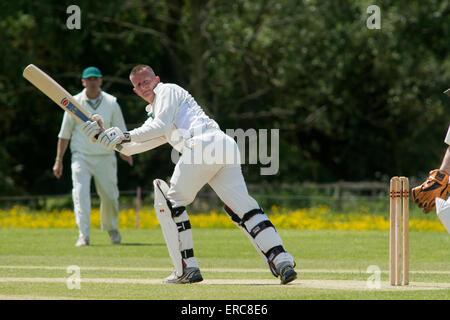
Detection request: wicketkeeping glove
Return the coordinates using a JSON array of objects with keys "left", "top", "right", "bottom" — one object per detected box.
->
[
  {"left": 98, "top": 127, "right": 125, "bottom": 150},
  {"left": 411, "top": 169, "right": 450, "bottom": 214}
]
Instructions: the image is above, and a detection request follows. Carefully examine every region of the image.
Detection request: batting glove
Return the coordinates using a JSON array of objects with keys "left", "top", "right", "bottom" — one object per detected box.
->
[
  {"left": 81, "top": 120, "right": 102, "bottom": 143},
  {"left": 98, "top": 127, "right": 125, "bottom": 150}
]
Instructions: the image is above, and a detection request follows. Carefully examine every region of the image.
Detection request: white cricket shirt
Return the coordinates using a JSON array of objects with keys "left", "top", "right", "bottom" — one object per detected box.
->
[{"left": 128, "top": 83, "right": 220, "bottom": 153}]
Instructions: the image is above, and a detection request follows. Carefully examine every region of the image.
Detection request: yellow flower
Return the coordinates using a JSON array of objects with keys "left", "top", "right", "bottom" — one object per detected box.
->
[{"left": 0, "top": 205, "right": 446, "bottom": 232}]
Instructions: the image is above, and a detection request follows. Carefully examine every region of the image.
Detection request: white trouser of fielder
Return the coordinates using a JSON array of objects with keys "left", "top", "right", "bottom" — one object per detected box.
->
[
  {"left": 166, "top": 130, "right": 294, "bottom": 274},
  {"left": 71, "top": 153, "right": 119, "bottom": 239}
]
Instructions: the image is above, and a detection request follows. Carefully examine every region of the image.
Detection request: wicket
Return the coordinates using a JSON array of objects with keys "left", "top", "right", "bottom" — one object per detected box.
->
[{"left": 389, "top": 176, "right": 409, "bottom": 286}]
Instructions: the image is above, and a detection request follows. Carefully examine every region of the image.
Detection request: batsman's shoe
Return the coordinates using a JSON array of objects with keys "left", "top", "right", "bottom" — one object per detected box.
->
[
  {"left": 276, "top": 261, "right": 297, "bottom": 285},
  {"left": 108, "top": 230, "right": 121, "bottom": 244},
  {"left": 163, "top": 267, "right": 203, "bottom": 284},
  {"left": 75, "top": 236, "right": 90, "bottom": 247}
]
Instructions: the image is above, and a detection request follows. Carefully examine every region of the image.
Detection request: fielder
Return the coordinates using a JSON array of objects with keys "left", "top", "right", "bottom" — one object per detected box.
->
[
  {"left": 411, "top": 125, "right": 450, "bottom": 233},
  {"left": 82, "top": 65, "right": 297, "bottom": 284},
  {"left": 54, "top": 66, "right": 133, "bottom": 246}
]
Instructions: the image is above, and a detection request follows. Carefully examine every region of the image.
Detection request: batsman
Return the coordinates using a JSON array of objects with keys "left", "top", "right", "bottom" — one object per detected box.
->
[{"left": 81, "top": 65, "right": 297, "bottom": 284}]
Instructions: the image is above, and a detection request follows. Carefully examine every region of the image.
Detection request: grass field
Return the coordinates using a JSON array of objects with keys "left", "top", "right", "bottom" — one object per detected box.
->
[{"left": 0, "top": 227, "right": 448, "bottom": 300}]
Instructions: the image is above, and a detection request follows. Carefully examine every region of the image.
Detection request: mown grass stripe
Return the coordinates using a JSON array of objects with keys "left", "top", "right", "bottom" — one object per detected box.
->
[
  {"left": 0, "top": 277, "right": 448, "bottom": 291},
  {"left": 0, "top": 265, "right": 449, "bottom": 274}
]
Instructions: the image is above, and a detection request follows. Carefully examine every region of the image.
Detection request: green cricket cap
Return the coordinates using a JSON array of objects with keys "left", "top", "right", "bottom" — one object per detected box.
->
[{"left": 82, "top": 66, "right": 102, "bottom": 79}]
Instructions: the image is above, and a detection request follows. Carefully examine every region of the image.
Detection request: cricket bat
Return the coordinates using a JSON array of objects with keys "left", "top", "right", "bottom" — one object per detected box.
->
[
  {"left": 23, "top": 64, "right": 122, "bottom": 151},
  {"left": 444, "top": 88, "right": 450, "bottom": 96}
]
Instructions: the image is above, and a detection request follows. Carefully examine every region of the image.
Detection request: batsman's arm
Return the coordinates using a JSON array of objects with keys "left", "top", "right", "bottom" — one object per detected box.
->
[
  {"left": 127, "top": 87, "right": 177, "bottom": 143},
  {"left": 118, "top": 136, "right": 167, "bottom": 156}
]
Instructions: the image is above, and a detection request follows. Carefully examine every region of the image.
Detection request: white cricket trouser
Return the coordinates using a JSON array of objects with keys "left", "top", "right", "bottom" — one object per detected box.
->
[
  {"left": 71, "top": 153, "right": 119, "bottom": 238},
  {"left": 167, "top": 130, "right": 294, "bottom": 271},
  {"left": 168, "top": 130, "right": 259, "bottom": 214}
]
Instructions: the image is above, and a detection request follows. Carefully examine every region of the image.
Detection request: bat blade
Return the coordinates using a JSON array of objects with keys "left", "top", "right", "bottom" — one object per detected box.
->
[
  {"left": 23, "top": 64, "right": 122, "bottom": 151},
  {"left": 444, "top": 88, "right": 450, "bottom": 96},
  {"left": 23, "top": 64, "right": 91, "bottom": 124}
]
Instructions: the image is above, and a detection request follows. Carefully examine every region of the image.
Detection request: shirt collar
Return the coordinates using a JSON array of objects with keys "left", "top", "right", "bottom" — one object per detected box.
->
[
  {"left": 81, "top": 88, "right": 103, "bottom": 101},
  {"left": 154, "top": 82, "right": 163, "bottom": 94},
  {"left": 144, "top": 82, "right": 163, "bottom": 114}
]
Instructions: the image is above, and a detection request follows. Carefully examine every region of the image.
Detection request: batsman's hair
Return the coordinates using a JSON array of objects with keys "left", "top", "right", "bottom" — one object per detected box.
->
[{"left": 130, "top": 65, "right": 155, "bottom": 77}]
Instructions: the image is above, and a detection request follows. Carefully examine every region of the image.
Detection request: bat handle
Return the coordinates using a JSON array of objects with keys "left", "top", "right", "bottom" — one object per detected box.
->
[{"left": 93, "top": 128, "right": 103, "bottom": 140}]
